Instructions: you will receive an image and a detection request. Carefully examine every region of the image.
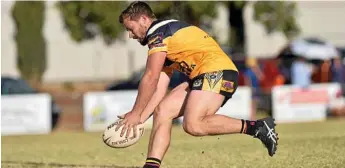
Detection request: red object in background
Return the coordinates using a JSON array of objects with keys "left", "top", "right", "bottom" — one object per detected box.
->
[
  {"left": 260, "top": 59, "right": 281, "bottom": 92},
  {"left": 238, "top": 71, "right": 246, "bottom": 86}
]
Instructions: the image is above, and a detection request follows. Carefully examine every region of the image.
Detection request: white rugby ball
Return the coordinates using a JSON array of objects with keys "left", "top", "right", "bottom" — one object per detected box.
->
[{"left": 102, "top": 119, "right": 145, "bottom": 148}]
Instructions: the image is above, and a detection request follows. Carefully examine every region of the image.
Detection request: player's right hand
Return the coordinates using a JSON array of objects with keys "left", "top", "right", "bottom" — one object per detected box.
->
[{"left": 115, "top": 111, "right": 142, "bottom": 139}]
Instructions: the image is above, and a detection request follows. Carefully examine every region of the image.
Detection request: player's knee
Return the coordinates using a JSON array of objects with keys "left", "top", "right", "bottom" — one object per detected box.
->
[
  {"left": 182, "top": 121, "right": 206, "bottom": 136},
  {"left": 153, "top": 103, "right": 174, "bottom": 122},
  {"left": 153, "top": 105, "right": 165, "bottom": 120}
]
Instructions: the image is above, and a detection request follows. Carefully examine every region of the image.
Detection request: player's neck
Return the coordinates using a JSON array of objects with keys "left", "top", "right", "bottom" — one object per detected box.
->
[
  {"left": 145, "top": 19, "right": 156, "bottom": 33},
  {"left": 147, "top": 19, "right": 156, "bottom": 27}
]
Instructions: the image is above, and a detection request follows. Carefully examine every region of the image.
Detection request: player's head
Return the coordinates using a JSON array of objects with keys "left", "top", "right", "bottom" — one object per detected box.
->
[{"left": 119, "top": 1, "right": 156, "bottom": 44}]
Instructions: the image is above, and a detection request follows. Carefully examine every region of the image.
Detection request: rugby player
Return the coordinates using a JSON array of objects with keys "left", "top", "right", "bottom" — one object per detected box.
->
[{"left": 115, "top": 2, "right": 279, "bottom": 168}]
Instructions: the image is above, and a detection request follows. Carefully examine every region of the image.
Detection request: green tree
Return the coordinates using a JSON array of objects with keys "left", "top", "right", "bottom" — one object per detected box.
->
[
  {"left": 148, "top": 1, "right": 217, "bottom": 26},
  {"left": 225, "top": 1, "right": 300, "bottom": 53},
  {"left": 57, "top": 1, "right": 300, "bottom": 55},
  {"left": 57, "top": 1, "right": 127, "bottom": 45},
  {"left": 12, "top": 1, "right": 46, "bottom": 84},
  {"left": 150, "top": 1, "right": 300, "bottom": 54},
  {"left": 57, "top": 1, "right": 217, "bottom": 45}
]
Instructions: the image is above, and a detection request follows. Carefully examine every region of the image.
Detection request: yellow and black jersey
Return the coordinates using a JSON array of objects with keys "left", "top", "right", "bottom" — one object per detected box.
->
[{"left": 142, "top": 19, "right": 238, "bottom": 79}]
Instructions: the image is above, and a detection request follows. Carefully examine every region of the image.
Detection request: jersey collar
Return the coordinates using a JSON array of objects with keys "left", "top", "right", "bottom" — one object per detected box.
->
[
  {"left": 141, "top": 19, "right": 161, "bottom": 46},
  {"left": 141, "top": 19, "right": 178, "bottom": 46}
]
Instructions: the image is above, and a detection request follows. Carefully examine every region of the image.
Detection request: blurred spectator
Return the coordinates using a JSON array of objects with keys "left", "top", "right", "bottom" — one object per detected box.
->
[
  {"left": 277, "top": 59, "right": 290, "bottom": 84},
  {"left": 244, "top": 58, "right": 263, "bottom": 120},
  {"left": 256, "top": 59, "right": 285, "bottom": 116},
  {"left": 320, "top": 60, "right": 331, "bottom": 83},
  {"left": 261, "top": 59, "right": 284, "bottom": 92},
  {"left": 291, "top": 57, "right": 314, "bottom": 88},
  {"left": 331, "top": 57, "right": 345, "bottom": 83}
]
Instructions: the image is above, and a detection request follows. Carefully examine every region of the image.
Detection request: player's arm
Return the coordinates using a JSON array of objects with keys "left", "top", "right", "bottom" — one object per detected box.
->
[
  {"left": 131, "top": 51, "right": 167, "bottom": 117},
  {"left": 139, "top": 70, "right": 171, "bottom": 123}
]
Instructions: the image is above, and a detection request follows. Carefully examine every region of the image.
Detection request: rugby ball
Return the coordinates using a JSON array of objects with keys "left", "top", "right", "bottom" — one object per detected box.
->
[{"left": 102, "top": 119, "right": 145, "bottom": 148}]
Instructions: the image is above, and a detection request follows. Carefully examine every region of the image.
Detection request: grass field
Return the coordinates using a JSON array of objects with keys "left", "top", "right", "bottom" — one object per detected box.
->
[{"left": 2, "top": 119, "right": 345, "bottom": 168}]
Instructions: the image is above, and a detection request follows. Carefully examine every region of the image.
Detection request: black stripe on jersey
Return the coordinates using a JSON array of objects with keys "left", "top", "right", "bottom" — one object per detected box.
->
[
  {"left": 142, "top": 20, "right": 191, "bottom": 45},
  {"left": 163, "top": 58, "right": 174, "bottom": 67},
  {"left": 167, "top": 21, "right": 190, "bottom": 35}
]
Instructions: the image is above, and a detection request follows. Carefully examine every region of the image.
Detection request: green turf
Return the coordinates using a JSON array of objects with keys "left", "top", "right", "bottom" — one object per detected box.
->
[{"left": 2, "top": 119, "right": 345, "bottom": 168}]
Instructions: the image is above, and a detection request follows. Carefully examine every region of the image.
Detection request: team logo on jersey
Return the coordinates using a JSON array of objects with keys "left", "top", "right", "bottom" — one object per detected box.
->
[
  {"left": 204, "top": 71, "right": 223, "bottom": 89},
  {"left": 193, "top": 79, "right": 202, "bottom": 87},
  {"left": 148, "top": 34, "right": 165, "bottom": 50},
  {"left": 176, "top": 61, "right": 194, "bottom": 76},
  {"left": 221, "top": 80, "right": 235, "bottom": 93},
  {"left": 148, "top": 33, "right": 163, "bottom": 45}
]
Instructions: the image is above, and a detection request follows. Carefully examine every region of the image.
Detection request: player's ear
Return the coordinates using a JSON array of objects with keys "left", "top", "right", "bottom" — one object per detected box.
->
[{"left": 140, "top": 15, "right": 150, "bottom": 23}]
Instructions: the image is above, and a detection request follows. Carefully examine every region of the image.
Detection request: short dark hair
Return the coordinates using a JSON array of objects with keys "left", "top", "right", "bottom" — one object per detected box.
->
[{"left": 119, "top": 1, "right": 156, "bottom": 24}]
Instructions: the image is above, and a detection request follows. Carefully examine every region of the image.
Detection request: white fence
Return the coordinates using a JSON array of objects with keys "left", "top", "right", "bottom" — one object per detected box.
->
[
  {"left": 1, "top": 94, "right": 52, "bottom": 135},
  {"left": 272, "top": 83, "right": 342, "bottom": 123},
  {"left": 2, "top": 84, "right": 342, "bottom": 135}
]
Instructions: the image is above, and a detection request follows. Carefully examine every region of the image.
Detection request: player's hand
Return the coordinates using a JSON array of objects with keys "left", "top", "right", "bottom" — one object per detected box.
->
[{"left": 115, "top": 111, "right": 142, "bottom": 139}]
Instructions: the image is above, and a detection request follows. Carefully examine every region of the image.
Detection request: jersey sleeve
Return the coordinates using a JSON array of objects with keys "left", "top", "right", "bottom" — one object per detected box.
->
[{"left": 147, "top": 32, "right": 168, "bottom": 55}]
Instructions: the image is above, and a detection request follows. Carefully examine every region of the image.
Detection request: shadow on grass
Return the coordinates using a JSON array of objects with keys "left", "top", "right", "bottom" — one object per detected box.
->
[{"left": 2, "top": 161, "right": 141, "bottom": 168}]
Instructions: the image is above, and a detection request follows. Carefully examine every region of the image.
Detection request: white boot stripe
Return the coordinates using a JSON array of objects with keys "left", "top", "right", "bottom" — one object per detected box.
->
[{"left": 263, "top": 121, "right": 277, "bottom": 144}]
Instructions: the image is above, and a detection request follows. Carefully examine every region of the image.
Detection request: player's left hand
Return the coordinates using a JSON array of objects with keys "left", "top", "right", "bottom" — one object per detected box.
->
[{"left": 115, "top": 111, "right": 142, "bottom": 138}]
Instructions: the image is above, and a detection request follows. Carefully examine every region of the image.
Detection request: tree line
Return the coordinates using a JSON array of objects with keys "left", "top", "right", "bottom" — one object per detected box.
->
[{"left": 12, "top": 1, "right": 300, "bottom": 84}]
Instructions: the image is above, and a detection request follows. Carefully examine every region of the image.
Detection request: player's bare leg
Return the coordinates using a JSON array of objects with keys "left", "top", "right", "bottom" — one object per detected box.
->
[
  {"left": 182, "top": 90, "right": 242, "bottom": 135},
  {"left": 183, "top": 90, "right": 278, "bottom": 156},
  {"left": 144, "top": 82, "right": 189, "bottom": 168}
]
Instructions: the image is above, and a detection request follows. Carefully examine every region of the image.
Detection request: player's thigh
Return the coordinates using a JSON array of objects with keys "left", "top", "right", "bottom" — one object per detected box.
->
[
  {"left": 184, "top": 70, "right": 239, "bottom": 122},
  {"left": 154, "top": 81, "right": 190, "bottom": 120},
  {"left": 183, "top": 90, "right": 225, "bottom": 122}
]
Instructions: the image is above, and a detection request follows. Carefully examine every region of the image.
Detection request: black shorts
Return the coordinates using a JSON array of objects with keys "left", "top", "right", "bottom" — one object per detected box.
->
[{"left": 188, "top": 70, "right": 239, "bottom": 107}]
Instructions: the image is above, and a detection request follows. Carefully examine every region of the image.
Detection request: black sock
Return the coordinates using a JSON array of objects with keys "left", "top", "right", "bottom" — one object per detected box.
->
[
  {"left": 240, "top": 119, "right": 257, "bottom": 136},
  {"left": 143, "top": 157, "right": 161, "bottom": 168}
]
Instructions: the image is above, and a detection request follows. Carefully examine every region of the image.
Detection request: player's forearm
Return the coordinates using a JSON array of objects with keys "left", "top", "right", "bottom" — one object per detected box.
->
[
  {"left": 131, "top": 73, "right": 159, "bottom": 116},
  {"left": 139, "top": 82, "right": 168, "bottom": 123}
]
